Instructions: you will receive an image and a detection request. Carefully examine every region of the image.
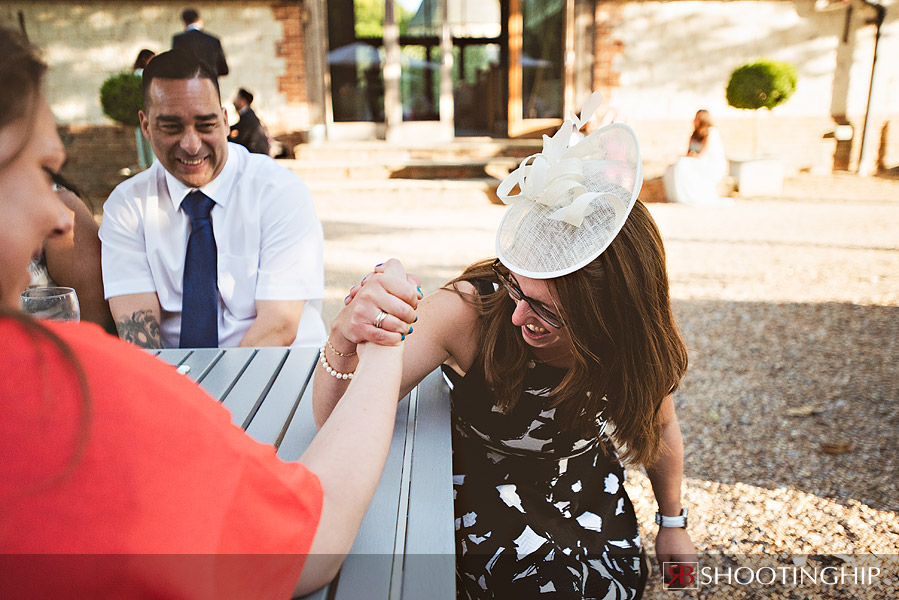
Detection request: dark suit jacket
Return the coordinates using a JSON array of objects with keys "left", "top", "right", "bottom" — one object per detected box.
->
[
  {"left": 230, "top": 108, "right": 271, "bottom": 155},
  {"left": 172, "top": 28, "right": 229, "bottom": 77}
]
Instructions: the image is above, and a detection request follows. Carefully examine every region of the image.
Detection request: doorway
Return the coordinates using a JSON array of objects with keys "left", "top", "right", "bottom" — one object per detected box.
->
[{"left": 507, "top": 0, "right": 566, "bottom": 137}]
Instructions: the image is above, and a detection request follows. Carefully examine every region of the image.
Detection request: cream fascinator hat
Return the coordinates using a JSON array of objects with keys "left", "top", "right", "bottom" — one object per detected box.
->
[{"left": 495, "top": 92, "right": 643, "bottom": 279}]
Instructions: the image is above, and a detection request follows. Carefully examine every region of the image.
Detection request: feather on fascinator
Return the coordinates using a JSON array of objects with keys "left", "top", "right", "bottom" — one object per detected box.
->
[{"left": 495, "top": 92, "right": 643, "bottom": 279}]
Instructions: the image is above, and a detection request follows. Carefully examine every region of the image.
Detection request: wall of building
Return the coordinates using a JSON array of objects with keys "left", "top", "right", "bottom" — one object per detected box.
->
[
  {"left": 595, "top": 0, "right": 898, "bottom": 175},
  {"left": 0, "top": 1, "right": 310, "bottom": 202}
]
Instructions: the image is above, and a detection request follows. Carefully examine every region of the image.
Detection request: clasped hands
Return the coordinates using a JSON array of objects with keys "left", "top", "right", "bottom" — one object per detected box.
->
[{"left": 330, "top": 259, "right": 422, "bottom": 356}]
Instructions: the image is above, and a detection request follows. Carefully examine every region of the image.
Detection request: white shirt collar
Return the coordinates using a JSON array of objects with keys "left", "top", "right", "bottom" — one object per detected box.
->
[
  {"left": 164, "top": 143, "right": 238, "bottom": 210},
  {"left": 186, "top": 23, "right": 202, "bottom": 31}
]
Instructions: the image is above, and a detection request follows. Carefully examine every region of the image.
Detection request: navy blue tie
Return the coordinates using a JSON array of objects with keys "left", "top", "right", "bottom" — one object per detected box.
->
[{"left": 179, "top": 190, "right": 218, "bottom": 348}]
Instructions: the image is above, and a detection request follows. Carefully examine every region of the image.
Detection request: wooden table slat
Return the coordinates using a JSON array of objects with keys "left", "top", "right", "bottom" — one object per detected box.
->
[
  {"left": 401, "top": 369, "right": 455, "bottom": 599},
  {"left": 330, "top": 396, "right": 410, "bottom": 600},
  {"left": 221, "top": 348, "right": 290, "bottom": 428},
  {"left": 244, "top": 347, "right": 317, "bottom": 447},
  {"left": 196, "top": 347, "right": 256, "bottom": 401},
  {"left": 274, "top": 378, "right": 319, "bottom": 463},
  {"left": 155, "top": 348, "right": 193, "bottom": 366},
  {"left": 177, "top": 348, "right": 223, "bottom": 382}
]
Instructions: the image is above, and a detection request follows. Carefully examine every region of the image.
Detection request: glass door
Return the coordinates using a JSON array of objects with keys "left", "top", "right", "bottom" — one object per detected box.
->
[{"left": 508, "top": 0, "right": 565, "bottom": 137}]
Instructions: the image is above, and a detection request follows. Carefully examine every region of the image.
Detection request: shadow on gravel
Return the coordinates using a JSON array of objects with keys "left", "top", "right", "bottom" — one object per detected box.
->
[{"left": 673, "top": 299, "right": 898, "bottom": 513}]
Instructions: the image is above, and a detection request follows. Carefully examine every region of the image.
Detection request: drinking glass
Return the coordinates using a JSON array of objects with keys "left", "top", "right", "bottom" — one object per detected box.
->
[{"left": 20, "top": 286, "right": 81, "bottom": 322}]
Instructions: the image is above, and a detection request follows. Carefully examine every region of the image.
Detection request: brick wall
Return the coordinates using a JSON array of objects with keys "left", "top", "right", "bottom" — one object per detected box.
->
[
  {"left": 274, "top": 2, "right": 307, "bottom": 104},
  {"left": 593, "top": 1, "right": 624, "bottom": 97},
  {"left": 57, "top": 124, "right": 135, "bottom": 211}
]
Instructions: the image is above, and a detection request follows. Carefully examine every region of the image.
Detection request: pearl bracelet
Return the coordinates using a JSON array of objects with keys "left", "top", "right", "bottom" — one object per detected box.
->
[{"left": 319, "top": 343, "right": 354, "bottom": 380}]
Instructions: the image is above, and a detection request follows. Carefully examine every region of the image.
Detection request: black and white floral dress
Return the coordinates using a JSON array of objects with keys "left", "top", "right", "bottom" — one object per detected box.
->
[{"left": 447, "top": 357, "right": 647, "bottom": 599}]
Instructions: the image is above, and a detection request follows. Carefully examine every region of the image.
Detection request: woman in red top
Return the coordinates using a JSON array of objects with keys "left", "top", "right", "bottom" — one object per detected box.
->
[{"left": 0, "top": 27, "right": 418, "bottom": 598}]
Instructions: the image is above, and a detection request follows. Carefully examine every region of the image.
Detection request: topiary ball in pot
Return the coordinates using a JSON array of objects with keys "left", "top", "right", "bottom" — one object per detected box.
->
[
  {"left": 99, "top": 73, "right": 144, "bottom": 127},
  {"left": 726, "top": 59, "right": 797, "bottom": 111}
]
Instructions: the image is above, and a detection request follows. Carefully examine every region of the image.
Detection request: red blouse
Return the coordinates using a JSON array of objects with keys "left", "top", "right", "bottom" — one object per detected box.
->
[{"left": 0, "top": 319, "right": 322, "bottom": 599}]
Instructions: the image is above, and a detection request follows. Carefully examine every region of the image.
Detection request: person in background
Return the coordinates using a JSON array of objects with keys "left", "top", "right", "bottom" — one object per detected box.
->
[
  {"left": 229, "top": 87, "right": 271, "bottom": 156},
  {"left": 27, "top": 174, "right": 114, "bottom": 332},
  {"left": 132, "top": 48, "right": 156, "bottom": 169},
  {"left": 0, "top": 26, "right": 415, "bottom": 598},
  {"left": 100, "top": 48, "right": 325, "bottom": 350},
  {"left": 315, "top": 101, "right": 696, "bottom": 597},
  {"left": 172, "top": 7, "right": 229, "bottom": 78},
  {"left": 132, "top": 48, "right": 155, "bottom": 75},
  {"left": 663, "top": 109, "right": 733, "bottom": 207}
]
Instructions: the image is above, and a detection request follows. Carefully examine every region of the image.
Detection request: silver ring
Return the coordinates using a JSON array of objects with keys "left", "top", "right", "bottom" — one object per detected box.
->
[{"left": 374, "top": 310, "right": 388, "bottom": 329}]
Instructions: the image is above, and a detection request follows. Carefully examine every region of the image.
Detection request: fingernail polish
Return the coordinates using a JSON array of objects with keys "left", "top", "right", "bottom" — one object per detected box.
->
[
  {"left": 344, "top": 295, "right": 350, "bottom": 302},
  {"left": 413, "top": 316, "right": 418, "bottom": 323},
  {"left": 375, "top": 263, "right": 383, "bottom": 267},
  {"left": 401, "top": 334, "right": 406, "bottom": 341},
  {"left": 417, "top": 286, "right": 423, "bottom": 296},
  {"left": 408, "top": 327, "right": 413, "bottom": 334}
]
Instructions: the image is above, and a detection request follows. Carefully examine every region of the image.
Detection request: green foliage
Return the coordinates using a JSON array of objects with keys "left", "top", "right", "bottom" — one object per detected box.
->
[
  {"left": 354, "top": 0, "right": 384, "bottom": 37},
  {"left": 99, "top": 72, "right": 143, "bottom": 127},
  {"left": 726, "top": 59, "right": 797, "bottom": 111},
  {"left": 354, "top": 0, "right": 417, "bottom": 37}
]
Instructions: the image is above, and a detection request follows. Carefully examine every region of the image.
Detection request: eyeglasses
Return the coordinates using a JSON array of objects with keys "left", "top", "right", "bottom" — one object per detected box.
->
[{"left": 491, "top": 259, "right": 563, "bottom": 329}]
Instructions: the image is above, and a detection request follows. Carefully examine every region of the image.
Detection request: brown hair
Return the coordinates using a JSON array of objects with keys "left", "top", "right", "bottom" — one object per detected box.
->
[
  {"left": 690, "top": 109, "right": 713, "bottom": 146},
  {"left": 0, "top": 26, "right": 46, "bottom": 172},
  {"left": 448, "top": 201, "right": 687, "bottom": 466},
  {"left": 0, "top": 28, "right": 92, "bottom": 488}
]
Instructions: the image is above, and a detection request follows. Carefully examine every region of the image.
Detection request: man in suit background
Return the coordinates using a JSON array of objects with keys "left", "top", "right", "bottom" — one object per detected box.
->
[
  {"left": 172, "top": 8, "right": 229, "bottom": 78},
  {"left": 229, "top": 88, "right": 271, "bottom": 156}
]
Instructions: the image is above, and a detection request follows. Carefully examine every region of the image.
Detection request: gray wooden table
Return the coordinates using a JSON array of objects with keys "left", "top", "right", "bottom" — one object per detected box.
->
[{"left": 152, "top": 347, "right": 455, "bottom": 600}]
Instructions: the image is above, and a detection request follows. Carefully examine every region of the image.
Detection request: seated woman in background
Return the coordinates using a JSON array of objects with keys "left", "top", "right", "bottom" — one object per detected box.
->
[
  {"left": 0, "top": 26, "right": 415, "bottom": 598},
  {"left": 664, "top": 109, "right": 733, "bottom": 207},
  {"left": 27, "top": 174, "right": 114, "bottom": 332}
]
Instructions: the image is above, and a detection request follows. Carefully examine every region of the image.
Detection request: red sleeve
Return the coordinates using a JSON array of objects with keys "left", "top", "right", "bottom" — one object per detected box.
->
[{"left": 0, "top": 319, "right": 322, "bottom": 599}]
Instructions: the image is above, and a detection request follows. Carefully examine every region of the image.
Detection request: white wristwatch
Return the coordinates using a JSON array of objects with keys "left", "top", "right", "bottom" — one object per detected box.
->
[{"left": 655, "top": 508, "right": 688, "bottom": 528}]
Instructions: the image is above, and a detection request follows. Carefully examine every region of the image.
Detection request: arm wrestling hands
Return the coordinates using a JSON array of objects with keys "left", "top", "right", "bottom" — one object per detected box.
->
[
  {"left": 312, "top": 259, "right": 421, "bottom": 427},
  {"left": 330, "top": 259, "right": 422, "bottom": 353}
]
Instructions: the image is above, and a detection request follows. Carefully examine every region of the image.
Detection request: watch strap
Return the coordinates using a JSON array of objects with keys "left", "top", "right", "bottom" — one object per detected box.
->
[{"left": 655, "top": 507, "right": 688, "bottom": 528}]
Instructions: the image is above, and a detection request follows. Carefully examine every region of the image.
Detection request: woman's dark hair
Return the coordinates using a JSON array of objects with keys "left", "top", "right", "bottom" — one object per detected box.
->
[
  {"left": 133, "top": 48, "right": 156, "bottom": 71},
  {"left": 0, "top": 26, "right": 46, "bottom": 171},
  {"left": 449, "top": 201, "right": 688, "bottom": 466},
  {"left": 141, "top": 48, "right": 220, "bottom": 109},
  {"left": 690, "top": 109, "right": 713, "bottom": 145}
]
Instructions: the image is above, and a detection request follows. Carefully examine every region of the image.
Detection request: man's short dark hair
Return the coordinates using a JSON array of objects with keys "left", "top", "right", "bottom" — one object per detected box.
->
[
  {"left": 181, "top": 8, "right": 200, "bottom": 25},
  {"left": 141, "top": 48, "right": 220, "bottom": 109},
  {"left": 237, "top": 88, "right": 254, "bottom": 105}
]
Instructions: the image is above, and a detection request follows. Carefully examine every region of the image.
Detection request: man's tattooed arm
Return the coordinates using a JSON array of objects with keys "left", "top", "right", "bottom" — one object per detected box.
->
[{"left": 115, "top": 310, "right": 163, "bottom": 349}]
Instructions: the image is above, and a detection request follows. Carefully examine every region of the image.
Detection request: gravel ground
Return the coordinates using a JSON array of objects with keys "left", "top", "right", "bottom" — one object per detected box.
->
[{"left": 312, "top": 172, "right": 898, "bottom": 599}]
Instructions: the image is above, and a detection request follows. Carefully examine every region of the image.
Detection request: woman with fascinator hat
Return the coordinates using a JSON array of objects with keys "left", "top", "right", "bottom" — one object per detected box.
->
[{"left": 315, "top": 94, "right": 696, "bottom": 598}]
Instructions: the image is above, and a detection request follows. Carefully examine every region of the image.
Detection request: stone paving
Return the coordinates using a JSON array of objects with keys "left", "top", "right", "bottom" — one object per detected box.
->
[{"left": 313, "top": 171, "right": 899, "bottom": 599}]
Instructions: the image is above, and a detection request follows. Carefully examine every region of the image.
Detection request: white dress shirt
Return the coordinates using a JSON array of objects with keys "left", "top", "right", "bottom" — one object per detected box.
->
[{"left": 100, "top": 142, "right": 326, "bottom": 348}]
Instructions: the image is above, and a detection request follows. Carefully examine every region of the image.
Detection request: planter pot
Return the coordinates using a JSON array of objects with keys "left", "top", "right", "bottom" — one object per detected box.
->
[{"left": 728, "top": 156, "right": 784, "bottom": 197}]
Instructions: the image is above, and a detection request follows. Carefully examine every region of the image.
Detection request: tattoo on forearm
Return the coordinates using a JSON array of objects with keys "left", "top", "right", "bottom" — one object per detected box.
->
[{"left": 116, "top": 310, "right": 163, "bottom": 349}]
